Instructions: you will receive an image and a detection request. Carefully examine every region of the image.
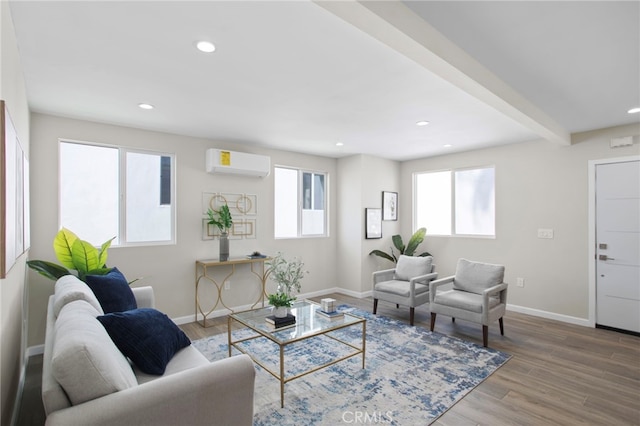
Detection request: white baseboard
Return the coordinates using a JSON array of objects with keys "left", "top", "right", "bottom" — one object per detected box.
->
[
  {"left": 177, "top": 290, "right": 594, "bottom": 329},
  {"left": 26, "top": 344, "right": 44, "bottom": 357},
  {"left": 506, "top": 303, "right": 592, "bottom": 327},
  {"left": 173, "top": 287, "right": 371, "bottom": 325}
]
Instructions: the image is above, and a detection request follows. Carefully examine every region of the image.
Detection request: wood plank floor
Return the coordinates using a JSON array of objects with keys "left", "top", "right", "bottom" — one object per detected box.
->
[{"left": 181, "top": 293, "right": 640, "bottom": 426}]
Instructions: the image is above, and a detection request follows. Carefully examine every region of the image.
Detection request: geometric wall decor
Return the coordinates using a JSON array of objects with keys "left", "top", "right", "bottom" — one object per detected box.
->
[{"left": 202, "top": 192, "right": 257, "bottom": 240}]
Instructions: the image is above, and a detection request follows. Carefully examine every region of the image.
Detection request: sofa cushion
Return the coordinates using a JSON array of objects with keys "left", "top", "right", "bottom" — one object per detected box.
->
[
  {"left": 395, "top": 255, "right": 433, "bottom": 281},
  {"left": 53, "top": 275, "right": 104, "bottom": 318},
  {"left": 52, "top": 300, "right": 137, "bottom": 406},
  {"left": 434, "top": 290, "right": 501, "bottom": 313},
  {"left": 453, "top": 258, "right": 505, "bottom": 295},
  {"left": 374, "top": 280, "right": 429, "bottom": 297},
  {"left": 85, "top": 267, "right": 137, "bottom": 313},
  {"left": 97, "top": 308, "right": 191, "bottom": 375}
]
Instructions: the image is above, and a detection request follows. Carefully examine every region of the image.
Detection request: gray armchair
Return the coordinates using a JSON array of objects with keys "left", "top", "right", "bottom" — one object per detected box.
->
[
  {"left": 372, "top": 255, "right": 437, "bottom": 325},
  {"left": 429, "top": 258, "right": 508, "bottom": 347}
]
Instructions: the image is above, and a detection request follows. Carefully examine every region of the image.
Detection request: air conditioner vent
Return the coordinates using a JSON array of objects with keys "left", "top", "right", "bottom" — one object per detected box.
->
[{"left": 205, "top": 149, "right": 270, "bottom": 178}]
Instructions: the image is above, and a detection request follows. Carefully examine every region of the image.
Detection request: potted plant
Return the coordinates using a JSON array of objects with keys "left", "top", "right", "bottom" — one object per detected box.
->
[
  {"left": 369, "top": 227, "right": 431, "bottom": 263},
  {"left": 26, "top": 228, "right": 115, "bottom": 281},
  {"left": 207, "top": 204, "right": 233, "bottom": 261},
  {"left": 267, "top": 292, "right": 296, "bottom": 318},
  {"left": 266, "top": 252, "right": 307, "bottom": 317}
]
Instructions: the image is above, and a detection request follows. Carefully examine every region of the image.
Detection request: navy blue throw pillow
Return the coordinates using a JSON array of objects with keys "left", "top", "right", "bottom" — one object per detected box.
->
[
  {"left": 97, "top": 308, "right": 191, "bottom": 375},
  {"left": 84, "top": 267, "right": 137, "bottom": 313}
]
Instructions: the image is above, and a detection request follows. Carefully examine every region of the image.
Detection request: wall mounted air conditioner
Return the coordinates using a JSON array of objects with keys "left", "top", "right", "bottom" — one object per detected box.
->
[{"left": 205, "top": 149, "right": 271, "bottom": 178}]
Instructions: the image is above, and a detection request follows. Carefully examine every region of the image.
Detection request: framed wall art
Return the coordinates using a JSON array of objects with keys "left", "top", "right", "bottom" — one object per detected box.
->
[
  {"left": 1, "top": 100, "right": 30, "bottom": 278},
  {"left": 382, "top": 191, "right": 398, "bottom": 221},
  {"left": 365, "top": 208, "right": 382, "bottom": 239}
]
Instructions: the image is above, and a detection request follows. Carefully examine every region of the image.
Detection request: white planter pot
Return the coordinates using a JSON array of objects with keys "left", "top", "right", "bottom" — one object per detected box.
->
[{"left": 273, "top": 306, "right": 288, "bottom": 318}]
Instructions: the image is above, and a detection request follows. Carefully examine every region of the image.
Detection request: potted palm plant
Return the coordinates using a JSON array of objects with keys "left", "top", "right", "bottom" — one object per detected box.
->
[
  {"left": 207, "top": 204, "right": 233, "bottom": 261},
  {"left": 369, "top": 227, "right": 431, "bottom": 263},
  {"left": 266, "top": 252, "right": 307, "bottom": 317}
]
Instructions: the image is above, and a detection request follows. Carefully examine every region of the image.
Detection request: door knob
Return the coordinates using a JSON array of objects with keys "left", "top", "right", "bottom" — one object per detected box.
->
[{"left": 599, "top": 254, "right": 615, "bottom": 261}]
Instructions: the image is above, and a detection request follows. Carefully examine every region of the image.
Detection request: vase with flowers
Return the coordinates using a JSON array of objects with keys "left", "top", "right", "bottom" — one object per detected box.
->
[{"left": 266, "top": 252, "right": 307, "bottom": 317}]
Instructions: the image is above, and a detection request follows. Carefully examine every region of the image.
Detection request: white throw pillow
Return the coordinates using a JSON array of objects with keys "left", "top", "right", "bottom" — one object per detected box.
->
[
  {"left": 395, "top": 255, "right": 433, "bottom": 281},
  {"left": 52, "top": 300, "right": 137, "bottom": 405},
  {"left": 53, "top": 275, "right": 104, "bottom": 318}
]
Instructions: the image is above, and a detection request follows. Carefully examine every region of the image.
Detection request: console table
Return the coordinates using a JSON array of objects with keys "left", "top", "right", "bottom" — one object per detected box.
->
[{"left": 195, "top": 257, "right": 271, "bottom": 327}]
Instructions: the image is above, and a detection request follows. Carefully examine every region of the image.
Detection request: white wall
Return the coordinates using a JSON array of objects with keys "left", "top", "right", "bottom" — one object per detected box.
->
[
  {"left": 27, "top": 113, "right": 338, "bottom": 346},
  {"left": 400, "top": 125, "right": 639, "bottom": 321},
  {"left": 337, "top": 154, "right": 400, "bottom": 294},
  {"left": 0, "top": 2, "right": 30, "bottom": 425}
]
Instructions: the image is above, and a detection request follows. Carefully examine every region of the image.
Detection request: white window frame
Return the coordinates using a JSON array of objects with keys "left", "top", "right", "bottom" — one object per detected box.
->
[
  {"left": 413, "top": 165, "right": 495, "bottom": 238},
  {"left": 59, "top": 139, "right": 176, "bottom": 247},
  {"left": 274, "top": 165, "right": 328, "bottom": 239}
]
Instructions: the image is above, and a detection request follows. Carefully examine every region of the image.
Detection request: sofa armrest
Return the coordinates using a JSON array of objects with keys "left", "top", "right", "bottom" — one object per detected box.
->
[
  {"left": 482, "top": 282, "right": 508, "bottom": 307},
  {"left": 409, "top": 272, "right": 438, "bottom": 285},
  {"left": 429, "top": 276, "right": 455, "bottom": 303},
  {"left": 372, "top": 268, "right": 395, "bottom": 285},
  {"left": 132, "top": 286, "right": 155, "bottom": 309},
  {"left": 409, "top": 272, "right": 438, "bottom": 293},
  {"left": 45, "top": 354, "right": 256, "bottom": 426}
]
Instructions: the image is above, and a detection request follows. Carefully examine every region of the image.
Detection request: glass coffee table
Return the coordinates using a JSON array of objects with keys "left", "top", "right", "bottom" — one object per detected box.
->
[{"left": 228, "top": 300, "right": 366, "bottom": 407}]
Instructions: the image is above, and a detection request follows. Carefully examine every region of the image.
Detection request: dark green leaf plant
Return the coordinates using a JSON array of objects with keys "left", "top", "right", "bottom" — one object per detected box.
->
[
  {"left": 207, "top": 204, "right": 233, "bottom": 233},
  {"left": 369, "top": 227, "right": 431, "bottom": 263}
]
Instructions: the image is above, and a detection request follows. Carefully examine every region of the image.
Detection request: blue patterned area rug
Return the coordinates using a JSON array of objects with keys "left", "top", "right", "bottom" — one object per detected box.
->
[{"left": 193, "top": 306, "right": 510, "bottom": 425}]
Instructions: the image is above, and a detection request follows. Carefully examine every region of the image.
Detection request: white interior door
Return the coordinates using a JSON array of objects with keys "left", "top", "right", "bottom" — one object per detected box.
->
[{"left": 596, "top": 160, "right": 640, "bottom": 333}]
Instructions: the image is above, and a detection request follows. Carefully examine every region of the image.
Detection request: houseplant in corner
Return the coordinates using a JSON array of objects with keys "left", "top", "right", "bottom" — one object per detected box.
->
[
  {"left": 266, "top": 252, "right": 307, "bottom": 318},
  {"left": 207, "top": 204, "right": 233, "bottom": 261},
  {"left": 26, "top": 228, "right": 115, "bottom": 281},
  {"left": 369, "top": 227, "right": 431, "bottom": 264}
]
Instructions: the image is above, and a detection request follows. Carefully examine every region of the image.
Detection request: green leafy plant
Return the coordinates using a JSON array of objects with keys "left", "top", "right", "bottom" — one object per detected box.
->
[
  {"left": 207, "top": 204, "right": 233, "bottom": 234},
  {"left": 369, "top": 227, "right": 431, "bottom": 263},
  {"left": 27, "top": 228, "right": 115, "bottom": 281},
  {"left": 266, "top": 252, "right": 308, "bottom": 307},
  {"left": 267, "top": 292, "right": 296, "bottom": 308}
]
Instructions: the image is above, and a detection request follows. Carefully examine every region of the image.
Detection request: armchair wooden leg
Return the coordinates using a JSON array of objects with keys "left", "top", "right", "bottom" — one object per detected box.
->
[
  {"left": 396, "top": 304, "right": 399, "bottom": 309},
  {"left": 482, "top": 325, "right": 488, "bottom": 347},
  {"left": 373, "top": 299, "right": 378, "bottom": 314},
  {"left": 410, "top": 307, "right": 415, "bottom": 326},
  {"left": 452, "top": 317, "right": 456, "bottom": 323},
  {"left": 499, "top": 317, "right": 504, "bottom": 335},
  {"left": 430, "top": 312, "right": 436, "bottom": 331}
]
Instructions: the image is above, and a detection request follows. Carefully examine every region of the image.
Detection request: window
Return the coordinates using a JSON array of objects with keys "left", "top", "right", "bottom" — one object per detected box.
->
[
  {"left": 274, "top": 166, "right": 327, "bottom": 238},
  {"left": 414, "top": 166, "right": 495, "bottom": 237},
  {"left": 59, "top": 140, "right": 175, "bottom": 246}
]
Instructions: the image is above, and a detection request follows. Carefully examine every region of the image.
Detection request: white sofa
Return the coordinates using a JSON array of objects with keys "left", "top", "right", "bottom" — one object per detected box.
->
[{"left": 42, "top": 275, "right": 255, "bottom": 426}]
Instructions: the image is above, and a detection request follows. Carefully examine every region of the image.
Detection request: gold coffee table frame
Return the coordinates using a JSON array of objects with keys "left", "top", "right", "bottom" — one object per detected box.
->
[{"left": 228, "top": 301, "right": 366, "bottom": 408}]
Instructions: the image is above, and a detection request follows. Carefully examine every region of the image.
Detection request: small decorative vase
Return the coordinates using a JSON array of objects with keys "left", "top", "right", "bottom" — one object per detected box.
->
[
  {"left": 273, "top": 306, "right": 288, "bottom": 318},
  {"left": 219, "top": 232, "right": 229, "bottom": 261}
]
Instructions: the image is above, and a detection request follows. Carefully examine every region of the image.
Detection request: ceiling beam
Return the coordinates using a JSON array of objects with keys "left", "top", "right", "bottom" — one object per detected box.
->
[{"left": 315, "top": 0, "right": 571, "bottom": 146}]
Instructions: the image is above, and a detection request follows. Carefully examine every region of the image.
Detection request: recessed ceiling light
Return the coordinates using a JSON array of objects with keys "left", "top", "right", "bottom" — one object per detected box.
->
[
  {"left": 196, "top": 41, "right": 216, "bottom": 53},
  {"left": 138, "top": 103, "right": 154, "bottom": 110},
  {"left": 628, "top": 107, "right": 640, "bottom": 114},
  {"left": 443, "top": 144, "right": 452, "bottom": 148},
  {"left": 336, "top": 142, "right": 344, "bottom": 147},
  {"left": 416, "top": 121, "right": 429, "bottom": 126}
]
